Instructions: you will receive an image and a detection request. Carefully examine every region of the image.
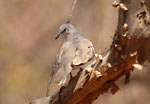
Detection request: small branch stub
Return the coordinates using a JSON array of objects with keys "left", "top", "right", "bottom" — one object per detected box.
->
[
  {"left": 123, "top": 23, "right": 128, "bottom": 31},
  {"left": 119, "top": 3, "right": 128, "bottom": 11},
  {"left": 112, "top": 1, "right": 119, "bottom": 8},
  {"left": 66, "top": 0, "right": 78, "bottom": 23},
  {"left": 112, "top": 1, "right": 128, "bottom": 11}
]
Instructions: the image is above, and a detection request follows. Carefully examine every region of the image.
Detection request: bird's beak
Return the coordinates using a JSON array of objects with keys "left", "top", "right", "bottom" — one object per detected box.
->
[
  {"left": 55, "top": 33, "right": 61, "bottom": 40},
  {"left": 55, "top": 29, "right": 66, "bottom": 40}
]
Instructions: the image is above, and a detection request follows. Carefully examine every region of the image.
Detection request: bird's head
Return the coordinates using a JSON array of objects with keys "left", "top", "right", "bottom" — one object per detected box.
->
[{"left": 55, "top": 23, "right": 76, "bottom": 40}]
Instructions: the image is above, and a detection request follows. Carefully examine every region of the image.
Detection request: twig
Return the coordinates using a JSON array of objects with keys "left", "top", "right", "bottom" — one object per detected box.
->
[{"left": 66, "top": 0, "right": 78, "bottom": 23}]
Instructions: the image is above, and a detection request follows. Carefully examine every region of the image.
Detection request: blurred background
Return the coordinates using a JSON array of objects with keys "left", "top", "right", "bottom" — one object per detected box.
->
[{"left": 0, "top": 0, "right": 150, "bottom": 104}]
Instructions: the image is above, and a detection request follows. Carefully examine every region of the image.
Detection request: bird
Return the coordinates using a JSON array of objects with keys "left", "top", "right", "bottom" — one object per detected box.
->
[{"left": 46, "top": 23, "right": 94, "bottom": 96}]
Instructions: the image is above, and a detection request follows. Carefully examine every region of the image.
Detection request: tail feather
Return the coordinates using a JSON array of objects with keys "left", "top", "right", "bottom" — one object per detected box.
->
[
  {"left": 46, "top": 65, "right": 71, "bottom": 96},
  {"left": 46, "top": 65, "right": 55, "bottom": 96}
]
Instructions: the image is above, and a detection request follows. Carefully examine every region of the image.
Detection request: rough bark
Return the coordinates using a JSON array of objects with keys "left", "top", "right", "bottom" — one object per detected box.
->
[{"left": 29, "top": 0, "right": 150, "bottom": 104}]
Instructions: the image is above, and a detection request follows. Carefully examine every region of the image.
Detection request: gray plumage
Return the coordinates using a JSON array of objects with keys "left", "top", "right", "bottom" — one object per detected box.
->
[{"left": 46, "top": 23, "right": 94, "bottom": 96}]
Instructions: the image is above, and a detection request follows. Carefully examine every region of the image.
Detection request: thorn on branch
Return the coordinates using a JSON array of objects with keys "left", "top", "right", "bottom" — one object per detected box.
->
[
  {"left": 119, "top": 3, "right": 128, "bottom": 11},
  {"left": 112, "top": 1, "right": 128, "bottom": 11},
  {"left": 94, "top": 71, "right": 102, "bottom": 78},
  {"left": 133, "top": 64, "right": 143, "bottom": 70},
  {"left": 112, "top": 1, "right": 119, "bottom": 8},
  {"left": 114, "top": 44, "right": 123, "bottom": 51},
  {"left": 123, "top": 23, "right": 128, "bottom": 31},
  {"left": 122, "top": 33, "right": 127, "bottom": 37},
  {"left": 107, "top": 63, "right": 112, "bottom": 68},
  {"left": 130, "top": 51, "right": 137, "bottom": 57}
]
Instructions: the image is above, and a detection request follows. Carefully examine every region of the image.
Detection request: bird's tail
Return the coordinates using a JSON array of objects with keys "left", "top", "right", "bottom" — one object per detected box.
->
[{"left": 46, "top": 65, "right": 56, "bottom": 96}]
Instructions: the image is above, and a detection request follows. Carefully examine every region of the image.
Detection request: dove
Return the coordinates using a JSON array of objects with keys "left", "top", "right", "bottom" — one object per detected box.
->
[{"left": 46, "top": 23, "right": 94, "bottom": 96}]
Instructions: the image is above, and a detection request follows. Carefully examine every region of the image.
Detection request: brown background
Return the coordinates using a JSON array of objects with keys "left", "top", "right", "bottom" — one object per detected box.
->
[{"left": 0, "top": 0, "right": 149, "bottom": 104}]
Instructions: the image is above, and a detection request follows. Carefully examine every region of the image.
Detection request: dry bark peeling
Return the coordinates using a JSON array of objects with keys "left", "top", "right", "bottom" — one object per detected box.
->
[{"left": 29, "top": 0, "right": 150, "bottom": 104}]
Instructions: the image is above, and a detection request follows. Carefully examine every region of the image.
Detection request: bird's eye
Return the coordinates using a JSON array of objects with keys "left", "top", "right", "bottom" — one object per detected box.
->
[
  {"left": 61, "top": 28, "right": 66, "bottom": 34},
  {"left": 64, "top": 28, "right": 66, "bottom": 32}
]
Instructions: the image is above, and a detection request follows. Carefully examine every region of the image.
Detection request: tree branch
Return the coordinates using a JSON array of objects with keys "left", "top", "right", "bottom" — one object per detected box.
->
[{"left": 29, "top": 0, "right": 150, "bottom": 104}]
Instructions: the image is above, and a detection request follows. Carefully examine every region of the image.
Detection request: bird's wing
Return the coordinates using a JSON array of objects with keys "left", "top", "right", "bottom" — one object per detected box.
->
[
  {"left": 47, "top": 43, "right": 68, "bottom": 93},
  {"left": 72, "top": 37, "right": 94, "bottom": 66},
  {"left": 54, "top": 41, "right": 75, "bottom": 85}
]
